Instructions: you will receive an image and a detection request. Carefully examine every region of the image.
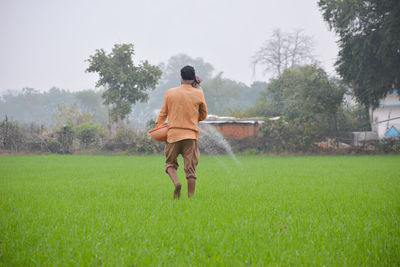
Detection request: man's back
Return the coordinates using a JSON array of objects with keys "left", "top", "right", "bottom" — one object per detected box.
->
[{"left": 156, "top": 83, "right": 208, "bottom": 143}]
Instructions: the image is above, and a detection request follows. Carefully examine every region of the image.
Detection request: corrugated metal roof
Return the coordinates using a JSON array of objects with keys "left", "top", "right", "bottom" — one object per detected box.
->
[
  {"left": 204, "top": 114, "right": 279, "bottom": 124},
  {"left": 200, "top": 120, "right": 259, "bottom": 125}
]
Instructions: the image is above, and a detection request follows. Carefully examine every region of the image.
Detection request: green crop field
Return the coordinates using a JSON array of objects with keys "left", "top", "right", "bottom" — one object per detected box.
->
[{"left": 0, "top": 155, "right": 399, "bottom": 266}]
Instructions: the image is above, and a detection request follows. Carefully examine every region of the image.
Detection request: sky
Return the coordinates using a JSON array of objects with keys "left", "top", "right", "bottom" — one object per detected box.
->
[{"left": 0, "top": 0, "right": 339, "bottom": 94}]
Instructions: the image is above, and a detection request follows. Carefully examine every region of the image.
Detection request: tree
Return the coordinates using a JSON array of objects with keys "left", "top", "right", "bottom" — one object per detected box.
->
[
  {"left": 248, "top": 81, "right": 268, "bottom": 104},
  {"left": 252, "top": 29, "right": 315, "bottom": 77},
  {"left": 159, "top": 54, "right": 214, "bottom": 87},
  {"left": 0, "top": 87, "right": 108, "bottom": 126},
  {"left": 318, "top": 0, "right": 400, "bottom": 107},
  {"left": 201, "top": 73, "right": 251, "bottom": 115},
  {"left": 86, "top": 43, "right": 162, "bottom": 128},
  {"left": 0, "top": 87, "right": 47, "bottom": 125},
  {"left": 249, "top": 65, "right": 347, "bottom": 131},
  {"left": 53, "top": 103, "right": 94, "bottom": 128},
  {"left": 337, "top": 104, "right": 371, "bottom": 132},
  {"left": 75, "top": 89, "right": 108, "bottom": 125}
]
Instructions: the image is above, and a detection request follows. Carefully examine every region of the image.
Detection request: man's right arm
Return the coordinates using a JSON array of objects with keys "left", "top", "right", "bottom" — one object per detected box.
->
[{"left": 156, "top": 92, "right": 168, "bottom": 127}]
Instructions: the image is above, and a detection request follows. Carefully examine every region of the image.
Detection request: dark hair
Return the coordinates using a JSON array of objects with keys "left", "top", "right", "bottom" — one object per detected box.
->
[{"left": 181, "top": 65, "right": 195, "bottom": 80}]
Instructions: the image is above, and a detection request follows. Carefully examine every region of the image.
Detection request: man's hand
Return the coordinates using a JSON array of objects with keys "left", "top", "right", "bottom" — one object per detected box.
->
[{"left": 193, "top": 75, "right": 202, "bottom": 89}]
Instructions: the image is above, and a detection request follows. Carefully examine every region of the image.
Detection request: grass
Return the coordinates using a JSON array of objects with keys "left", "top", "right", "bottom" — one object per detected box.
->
[{"left": 0, "top": 154, "right": 399, "bottom": 266}]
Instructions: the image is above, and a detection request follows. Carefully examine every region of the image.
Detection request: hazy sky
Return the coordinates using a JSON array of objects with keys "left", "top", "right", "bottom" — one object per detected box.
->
[{"left": 0, "top": 0, "right": 338, "bottom": 93}]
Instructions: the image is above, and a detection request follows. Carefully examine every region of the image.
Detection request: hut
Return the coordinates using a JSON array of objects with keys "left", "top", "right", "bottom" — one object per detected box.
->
[{"left": 199, "top": 115, "right": 267, "bottom": 139}]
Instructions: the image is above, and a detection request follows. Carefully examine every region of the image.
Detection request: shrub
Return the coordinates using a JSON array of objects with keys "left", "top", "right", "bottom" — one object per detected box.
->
[
  {"left": 229, "top": 136, "right": 259, "bottom": 154},
  {"left": 56, "top": 124, "right": 74, "bottom": 154},
  {"left": 103, "top": 128, "right": 164, "bottom": 154},
  {"left": 0, "top": 117, "right": 24, "bottom": 152},
  {"left": 258, "top": 117, "right": 323, "bottom": 153},
  {"left": 376, "top": 137, "right": 400, "bottom": 153},
  {"left": 75, "top": 123, "right": 101, "bottom": 149}
]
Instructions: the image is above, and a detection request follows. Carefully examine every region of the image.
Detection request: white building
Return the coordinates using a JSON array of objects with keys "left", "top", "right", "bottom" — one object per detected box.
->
[{"left": 370, "top": 89, "right": 400, "bottom": 139}]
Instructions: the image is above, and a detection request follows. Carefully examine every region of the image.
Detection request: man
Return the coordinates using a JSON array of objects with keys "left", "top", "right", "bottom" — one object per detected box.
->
[{"left": 156, "top": 66, "right": 208, "bottom": 199}]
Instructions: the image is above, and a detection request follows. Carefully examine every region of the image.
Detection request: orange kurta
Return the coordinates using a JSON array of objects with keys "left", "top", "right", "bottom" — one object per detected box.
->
[{"left": 156, "top": 84, "right": 208, "bottom": 143}]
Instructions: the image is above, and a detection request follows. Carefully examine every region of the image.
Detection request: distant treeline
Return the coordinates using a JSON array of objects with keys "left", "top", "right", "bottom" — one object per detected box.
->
[
  {"left": 0, "top": 87, "right": 108, "bottom": 126},
  {"left": 0, "top": 54, "right": 265, "bottom": 128}
]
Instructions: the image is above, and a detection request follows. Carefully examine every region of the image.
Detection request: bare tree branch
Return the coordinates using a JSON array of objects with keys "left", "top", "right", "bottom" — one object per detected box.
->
[{"left": 252, "top": 29, "right": 315, "bottom": 77}]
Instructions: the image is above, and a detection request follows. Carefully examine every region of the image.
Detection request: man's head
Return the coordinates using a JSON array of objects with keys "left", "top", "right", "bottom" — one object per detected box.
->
[{"left": 181, "top": 66, "right": 195, "bottom": 81}]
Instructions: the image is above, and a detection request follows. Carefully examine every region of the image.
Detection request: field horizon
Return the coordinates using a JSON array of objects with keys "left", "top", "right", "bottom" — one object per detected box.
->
[{"left": 1, "top": 154, "right": 399, "bottom": 265}]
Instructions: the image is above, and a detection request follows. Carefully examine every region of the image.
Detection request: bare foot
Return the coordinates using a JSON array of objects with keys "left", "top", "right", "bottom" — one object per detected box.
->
[{"left": 173, "top": 182, "right": 182, "bottom": 199}]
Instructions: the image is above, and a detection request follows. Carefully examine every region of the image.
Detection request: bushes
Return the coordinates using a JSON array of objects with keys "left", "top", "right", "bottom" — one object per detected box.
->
[
  {"left": 0, "top": 117, "right": 24, "bottom": 152},
  {"left": 258, "top": 117, "right": 323, "bottom": 153},
  {"left": 0, "top": 115, "right": 398, "bottom": 155},
  {"left": 223, "top": 117, "right": 327, "bottom": 154},
  {"left": 55, "top": 124, "right": 74, "bottom": 154},
  {"left": 0, "top": 118, "right": 63, "bottom": 153},
  {"left": 229, "top": 136, "right": 260, "bottom": 154},
  {"left": 75, "top": 123, "right": 102, "bottom": 149},
  {"left": 103, "top": 128, "right": 164, "bottom": 154},
  {"left": 0, "top": 116, "right": 165, "bottom": 154},
  {"left": 376, "top": 138, "right": 400, "bottom": 153}
]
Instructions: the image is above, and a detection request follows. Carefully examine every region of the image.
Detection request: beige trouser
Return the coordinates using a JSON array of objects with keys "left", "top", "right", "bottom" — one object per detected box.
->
[{"left": 164, "top": 139, "right": 199, "bottom": 179}]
